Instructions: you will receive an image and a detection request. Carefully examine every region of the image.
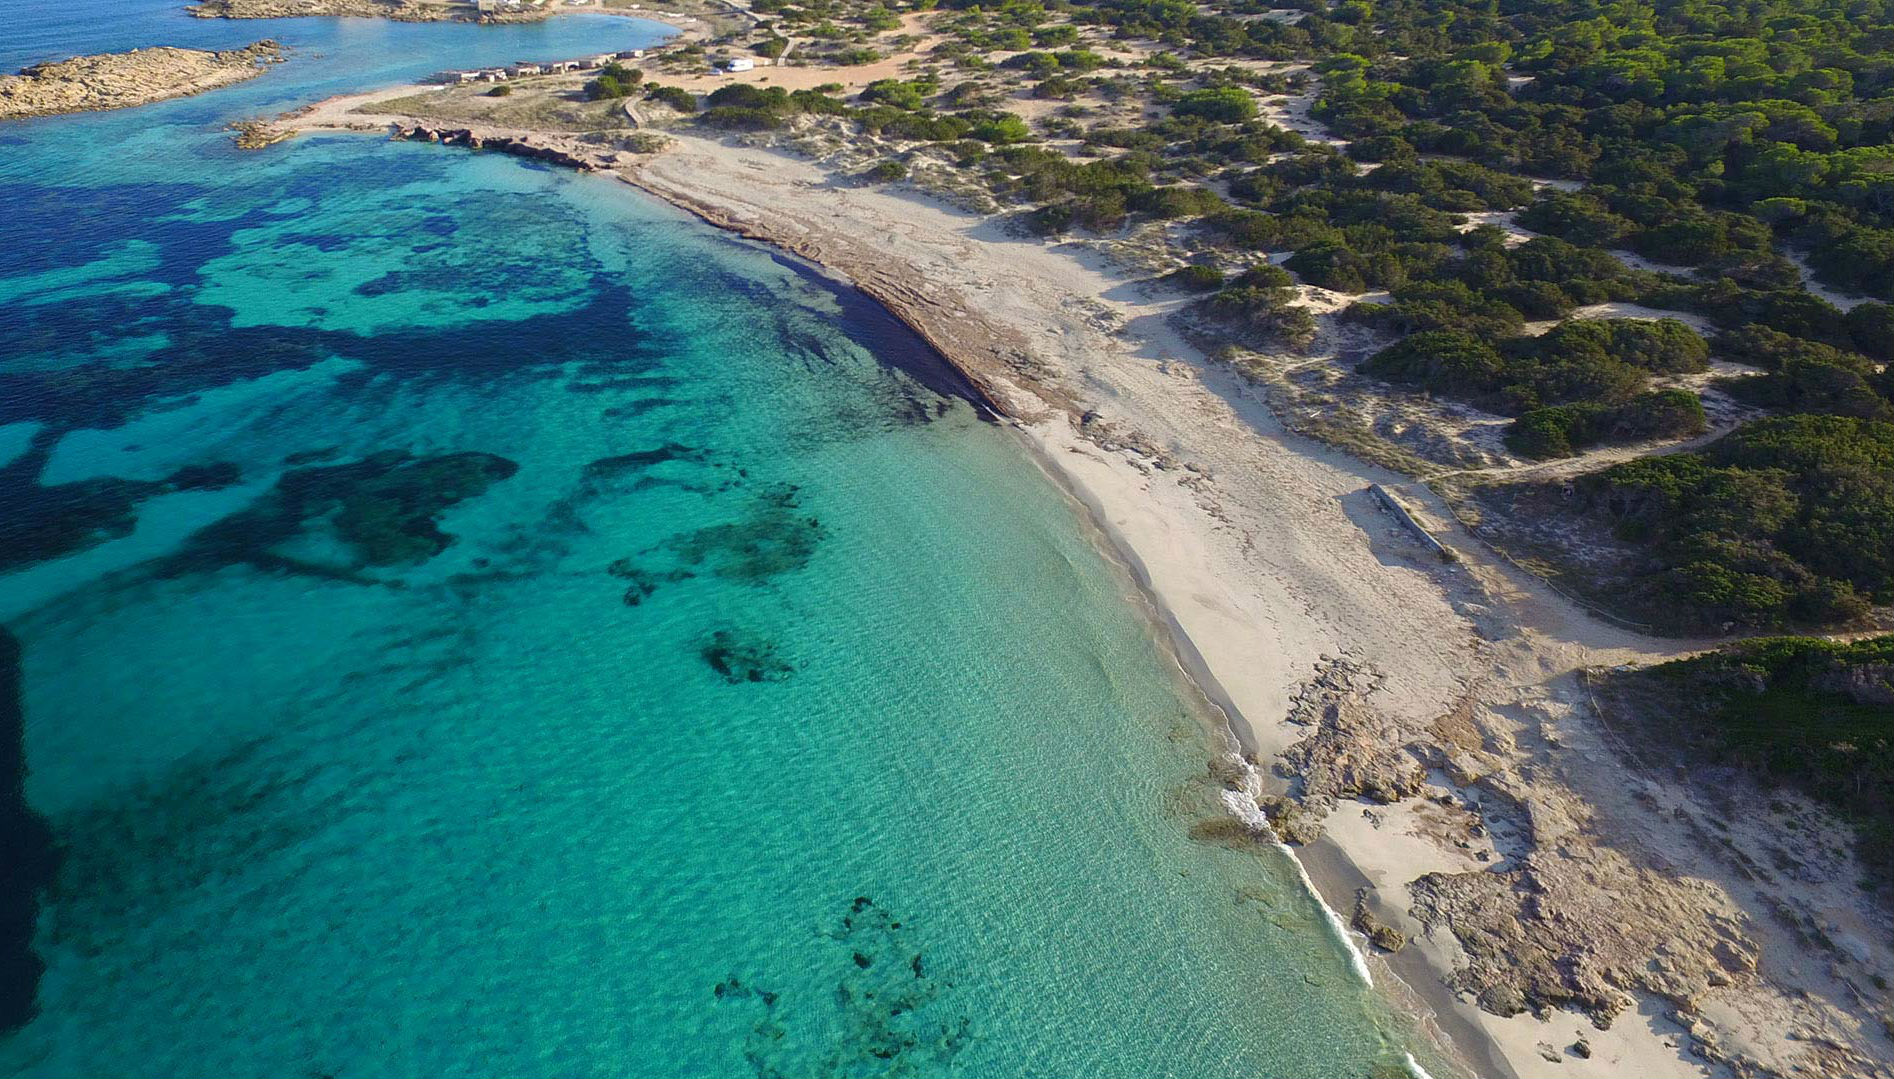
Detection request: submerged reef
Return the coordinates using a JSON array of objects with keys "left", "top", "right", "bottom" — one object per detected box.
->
[
  {"left": 0, "top": 628, "right": 57, "bottom": 1033},
  {"left": 607, "top": 561, "right": 692, "bottom": 607},
  {"left": 605, "top": 484, "right": 828, "bottom": 608},
  {"left": 0, "top": 428, "right": 242, "bottom": 573},
  {"left": 171, "top": 449, "right": 517, "bottom": 577},
  {"left": 700, "top": 629, "right": 794, "bottom": 684},
  {"left": 667, "top": 484, "right": 826, "bottom": 583},
  {"left": 713, "top": 896, "right": 971, "bottom": 1078}
]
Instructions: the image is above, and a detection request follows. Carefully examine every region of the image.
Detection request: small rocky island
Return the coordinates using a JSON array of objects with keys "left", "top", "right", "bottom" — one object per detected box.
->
[{"left": 0, "top": 41, "right": 282, "bottom": 121}]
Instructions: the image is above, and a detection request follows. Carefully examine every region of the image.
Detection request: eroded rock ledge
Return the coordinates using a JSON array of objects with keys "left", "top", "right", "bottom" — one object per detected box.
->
[{"left": 0, "top": 41, "right": 281, "bottom": 121}]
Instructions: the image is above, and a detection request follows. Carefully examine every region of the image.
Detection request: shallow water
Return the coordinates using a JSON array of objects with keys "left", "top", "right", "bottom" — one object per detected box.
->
[{"left": 0, "top": 10, "right": 1451, "bottom": 1076}]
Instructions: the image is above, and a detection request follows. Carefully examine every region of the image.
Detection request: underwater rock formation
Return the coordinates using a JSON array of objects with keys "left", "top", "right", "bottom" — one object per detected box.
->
[
  {"left": 700, "top": 629, "right": 794, "bottom": 684},
  {"left": 668, "top": 485, "right": 826, "bottom": 583},
  {"left": 0, "top": 428, "right": 243, "bottom": 573},
  {"left": 606, "top": 484, "right": 828, "bottom": 608},
  {"left": 0, "top": 627, "right": 57, "bottom": 1033},
  {"left": 713, "top": 896, "right": 971, "bottom": 1078},
  {"left": 607, "top": 561, "right": 691, "bottom": 607},
  {"left": 171, "top": 449, "right": 517, "bottom": 576}
]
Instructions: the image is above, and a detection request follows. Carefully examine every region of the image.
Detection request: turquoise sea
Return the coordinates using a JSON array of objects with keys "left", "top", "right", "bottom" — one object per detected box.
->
[{"left": 0, "top": 6, "right": 1449, "bottom": 1076}]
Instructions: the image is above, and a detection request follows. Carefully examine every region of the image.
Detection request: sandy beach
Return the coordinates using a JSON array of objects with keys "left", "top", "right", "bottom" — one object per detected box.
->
[
  {"left": 625, "top": 133, "right": 1894, "bottom": 1079},
  {"left": 251, "top": 84, "right": 1894, "bottom": 1077}
]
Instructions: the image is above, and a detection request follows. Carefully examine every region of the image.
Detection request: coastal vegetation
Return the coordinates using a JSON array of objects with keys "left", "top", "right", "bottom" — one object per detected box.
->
[
  {"left": 1596, "top": 635, "right": 1894, "bottom": 883},
  {"left": 34, "top": 0, "right": 1891, "bottom": 1067},
  {"left": 309, "top": 0, "right": 1894, "bottom": 639}
]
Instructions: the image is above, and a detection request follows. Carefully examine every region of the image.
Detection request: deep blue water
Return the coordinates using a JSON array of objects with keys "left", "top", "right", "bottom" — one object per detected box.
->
[{"left": 0, "top": 7, "right": 1450, "bottom": 1076}]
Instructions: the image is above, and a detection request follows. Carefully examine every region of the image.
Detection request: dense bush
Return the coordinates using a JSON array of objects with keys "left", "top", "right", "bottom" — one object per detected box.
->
[
  {"left": 1173, "top": 86, "right": 1257, "bottom": 123},
  {"left": 1714, "top": 325, "right": 1893, "bottom": 419},
  {"left": 1201, "top": 264, "right": 1316, "bottom": 347},
  {"left": 1578, "top": 414, "right": 1894, "bottom": 628},
  {"left": 1169, "top": 264, "right": 1225, "bottom": 291},
  {"left": 1506, "top": 389, "right": 1706, "bottom": 459},
  {"left": 1366, "top": 317, "right": 1710, "bottom": 414},
  {"left": 695, "top": 85, "right": 848, "bottom": 130},
  {"left": 645, "top": 85, "right": 697, "bottom": 113}
]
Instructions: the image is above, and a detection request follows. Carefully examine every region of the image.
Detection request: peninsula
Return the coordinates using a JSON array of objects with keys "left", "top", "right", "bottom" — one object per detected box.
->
[{"left": 0, "top": 41, "right": 282, "bottom": 120}]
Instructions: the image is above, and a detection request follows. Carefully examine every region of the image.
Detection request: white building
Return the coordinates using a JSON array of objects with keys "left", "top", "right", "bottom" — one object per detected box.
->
[
  {"left": 512, "top": 62, "right": 543, "bottom": 76},
  {"left": 722, "top": 56, "right": 755, "bottom": 72}
]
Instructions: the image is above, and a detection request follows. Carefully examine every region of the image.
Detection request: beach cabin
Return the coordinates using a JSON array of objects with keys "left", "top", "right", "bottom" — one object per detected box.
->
[
  {"left": 478, "top": 68, "right": 510, "bottom": 81},
  {"left": 453, "top": 70, "right": 481, "bottom": 83},
  {"left": 617, "top": 49, "right": 646, "bottom": 59},
  {"left": 721, "top": 57, "right": 755, "bottom": 73},
  {"left": 512, "top": 62, "right": 543, "bottom": 76},
  {"left": 591, "top": 54, "right": 618, "bottom": 67},
  {"left": 548, "top": 60, "right": 581, "bottom": 73}
]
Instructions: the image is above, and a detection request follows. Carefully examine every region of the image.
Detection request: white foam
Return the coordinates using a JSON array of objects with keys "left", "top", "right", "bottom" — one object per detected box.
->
[
  {"left": 1215, "top": 766, "right": 1375, "bottom": 989},
  {"left": 1404, "top": 1050, "right": 1438, "bottom": 1079}
]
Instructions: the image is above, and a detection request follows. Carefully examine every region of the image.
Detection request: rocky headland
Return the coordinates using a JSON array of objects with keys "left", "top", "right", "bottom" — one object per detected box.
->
[{"left": 0, "top": 41, "right": 282, "bottom": 121}]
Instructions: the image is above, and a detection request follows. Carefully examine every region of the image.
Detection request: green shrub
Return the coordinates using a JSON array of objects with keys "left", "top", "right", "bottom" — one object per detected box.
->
[
  {"left": 586, "top": 74, "right": 634, "bottom": 100},
  {"left": 1607, "top": 636, "right": 1894, "bottom": 880},
  {"left": 1168, "top": 264, "right": 1225, "bottom": 291},
  {"left": 861, "top": 78, "right": 929, "bottom": 110},
  {"left": 700, "top": 106, "right": 787, "bottom": 130},
  {"left": 646, "top": 85, "right": 697, "bottom": 113},
  {"left": 1506, "top": 390, "right": 1706, "bottom": 459},
  {"left": 1173, "top": 86, "right": 1257, "bottom": 123},
  {"left": 969, "top": 113, "right": 1031, "bottom": 143}
]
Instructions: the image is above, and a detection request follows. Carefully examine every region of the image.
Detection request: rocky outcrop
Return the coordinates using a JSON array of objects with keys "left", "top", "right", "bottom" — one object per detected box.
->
[
  {"left": 393, "top": 124, "right": 608, "bottom": 170},
  {"left": 1811, "top": 661, "right": 1894, "bottom": 707},
  {"left": 0, "top": 41, "right": 281, "bottom": 120},
  {"left": 1351, "top": 888, "right": 1407, "bottom": 953},
  {"left": 1276, "top": 654, "right": 1427, "bottom": 816},
  {"left": 0, "top": 628, "right": 57, "bottom": 1033},
  {"left": 1408, "top": 851, "right": 1761, "bottom": 1028}
]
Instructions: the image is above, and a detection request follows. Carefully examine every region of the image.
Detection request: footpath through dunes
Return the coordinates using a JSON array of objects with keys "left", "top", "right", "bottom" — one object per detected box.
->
[{"left": 0, "top": 41, "right": 283, "bottom": 120}]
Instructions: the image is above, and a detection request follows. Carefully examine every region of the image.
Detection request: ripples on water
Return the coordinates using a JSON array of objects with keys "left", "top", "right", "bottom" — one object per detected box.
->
[{"left": 0, "top": 11, "right": 1448, "bottom": 1076}]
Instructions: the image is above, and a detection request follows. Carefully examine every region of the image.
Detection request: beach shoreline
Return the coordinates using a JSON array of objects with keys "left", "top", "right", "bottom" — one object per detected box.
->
[{"left": 242, "top": 93, "right": 1894, "bottom": 1078}]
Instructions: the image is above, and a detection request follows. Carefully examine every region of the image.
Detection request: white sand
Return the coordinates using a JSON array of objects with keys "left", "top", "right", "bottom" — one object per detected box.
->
[
  {"left": 262, "top": 83, "right": 1894, "bottom": 1072},
  {"left": 618, "top": 134, "right": 1894, "bottom": 1079},
  {"left": 619, "top": 135, "right": 1692, "bottom": 1078}
]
